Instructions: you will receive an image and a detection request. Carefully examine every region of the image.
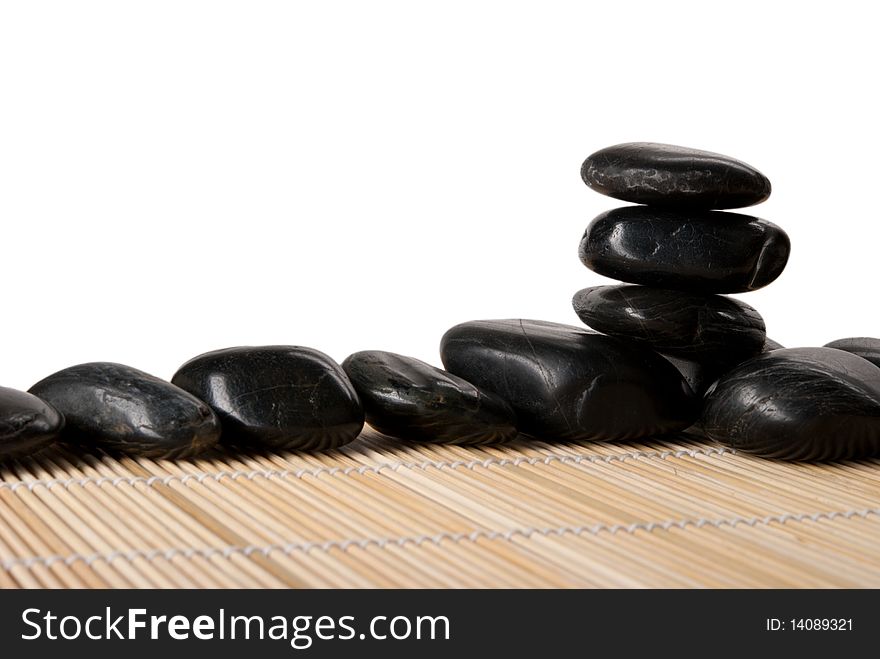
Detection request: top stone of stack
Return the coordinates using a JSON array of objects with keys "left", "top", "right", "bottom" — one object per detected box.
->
[{"left": 581, "top": 142, "right": 771, "bottom": 210}]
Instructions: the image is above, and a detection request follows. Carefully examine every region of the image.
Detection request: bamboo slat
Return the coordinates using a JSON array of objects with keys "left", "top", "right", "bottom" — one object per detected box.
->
[{"left": 1, "top": 428, "right": 878, "bottom": 588}]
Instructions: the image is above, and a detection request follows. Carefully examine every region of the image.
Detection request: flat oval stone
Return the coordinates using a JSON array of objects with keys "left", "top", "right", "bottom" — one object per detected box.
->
[
  {"left": 0, "top": 386, "right": 64, "bottom": 460},
  {"left": 581, "top": 142, "right": 771, "bottom": 209},
  {"left": 172, "top": 346, "right": 364, "bottom": 451},
  {"left": 701, "top": 348, "right": 880, "bottom": 461},
  {"left": 572, "top": 285, "right": 766, "bottom": 358},
  {"left": 823, "top": 337, "right": 880, "bottom": 369},
  {"left": 342, "top": 350, "right": 517, "bottom": 445},
  {"left": 579, "top": 206, "right": 791, "bottom": 293},
  {"left": 29, "top": 363, "right": 220, "bottom": 458},
  {"left": 440, "top": 319, "right": 698, "bottom": 441}
]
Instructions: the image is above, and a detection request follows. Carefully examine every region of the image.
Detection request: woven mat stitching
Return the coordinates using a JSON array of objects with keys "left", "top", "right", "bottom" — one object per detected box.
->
[
  {"left": 3, "top": 505, "right": 876, "bottom": 572},
  {"left": 0, "top": 445, "right": 734, "bottom": 492}
]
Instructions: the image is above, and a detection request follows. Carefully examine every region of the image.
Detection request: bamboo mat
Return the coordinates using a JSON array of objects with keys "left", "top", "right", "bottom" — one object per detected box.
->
[{"left": 1, "top": 428, "right": 878, "bottom": 588}]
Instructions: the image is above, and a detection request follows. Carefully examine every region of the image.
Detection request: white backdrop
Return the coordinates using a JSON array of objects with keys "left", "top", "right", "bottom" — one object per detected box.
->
[{"left": 1, "top": 1, "right": 878, "bottom": 388}]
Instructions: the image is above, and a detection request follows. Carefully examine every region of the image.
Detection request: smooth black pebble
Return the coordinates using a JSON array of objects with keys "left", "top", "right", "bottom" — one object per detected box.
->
[
  {"left": 29, "top": 363, "right": 220, "bottom": 458},
  {"left": 572, "top": 285, "right": 766, "bottom": 358},
  {"left": 342, "top": 350, "right": 518, "bottom": 445},
  {"left": 440, "top": 319, "right": 698, "bottom": 442},
  {"left": 581, "top": 142, "right": 771, "bottom": 209},
  {"left": 172, "top": 346, "right": 364, "bottom": 451},
  {"left": 823, "top": 337, "right": 880, "bottom": 369},
  {"left": 0, "top": 387, "right": 65, "bottom": 460},
  {"left": 579, "top": 206, "right": 791, "bottom": 294},
  {"left": 701, "top": 348, "right": 880, "bottom": 461}
]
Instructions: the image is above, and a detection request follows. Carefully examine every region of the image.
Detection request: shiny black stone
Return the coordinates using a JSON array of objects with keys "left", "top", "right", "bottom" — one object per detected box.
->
[
  {"left": 701, "top": 348, "right": 880, "bottom": 461},
  {"left": 440, "top": 319, "right": 698, "bottom": 441},
  {"left": 571, "top": 285, "right": 766, "bottom": 358},
  {"left": 0, "top": 387, "right": 64, "bottom": 460},
  {"left": 29, "top": 363, "right": 220, "bottom": 458},
  {"left": 172, "top": 346, "right": 364, "bottom": 451},
  {"left": 579, "top": 206, "right": 791, "bottom": 294},
  {"left": 823, "top": 337, "right": 880, "bottom": 369},
  {"left": 342, "top": 350, "right": 517, "bottom": 445},
  {"left": 581, "top": 142, "right": 771, "bottom": 209}
]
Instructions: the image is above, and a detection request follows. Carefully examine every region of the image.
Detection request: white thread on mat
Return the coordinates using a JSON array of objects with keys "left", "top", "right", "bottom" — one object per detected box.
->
[
  {"left": 0, "top": 445, "right": 734, "bottom": 494},
  {"left": 2, "top": 505, "right": 876, "bottom": 572}
]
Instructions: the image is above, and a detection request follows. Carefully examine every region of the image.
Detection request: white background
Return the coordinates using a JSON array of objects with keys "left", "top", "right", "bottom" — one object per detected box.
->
[{"left": 1, "top": 1, "right": 878, "bottom": 388}]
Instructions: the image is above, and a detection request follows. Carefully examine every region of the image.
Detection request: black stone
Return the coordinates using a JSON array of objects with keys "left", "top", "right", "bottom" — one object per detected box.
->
[
  {"left": 342, "top": 351, "right": 517, "bottom": 445},
  {"left": 440, "top": 319, "right": 698, "bottom": 442},
  {"left": 172, "top": 346, "right": 364, "bottom": 451},
  {"left": 701, "top": 348, "right": 880, "bottom": 461},
  {"left": 0, "top": 387, "right": 64, "bottom": 460},
  {"left": 29, "top": 363, "right": 220, "bottom": 459},
  {"left": 581, "top": 142, "right": 771, "bottom": 209},
  {"left": 571, "top": 285, "right": 766, "bottom": 358},
  {"left": 823, "top": 337, "right": 880, "bottom": 369},
  {"left": 579, "top": 206, "right": 791, "bottom": 294}
]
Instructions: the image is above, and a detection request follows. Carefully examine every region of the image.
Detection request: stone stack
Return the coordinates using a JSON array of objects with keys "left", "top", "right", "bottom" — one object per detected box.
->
[
  {"left": 439, "top": 148, "right": 768, "bottom": 442},
  {"left": 574, "top": 143, "right": 880, "bottom": 461},
  {"left": 573, "top": 142, "right": 789, "bottom": 397}
]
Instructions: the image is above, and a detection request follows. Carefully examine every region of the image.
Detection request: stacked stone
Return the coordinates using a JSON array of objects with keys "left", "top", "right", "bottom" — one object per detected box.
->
[
  {"left": 574, "top": 143, "right": 880, "bottom": 461},
  {"left": 430, "top": 145, "right": 788, "bottom": 449},
  {"left": 574, "top": 142, "right": 788, "bottom": 396}
]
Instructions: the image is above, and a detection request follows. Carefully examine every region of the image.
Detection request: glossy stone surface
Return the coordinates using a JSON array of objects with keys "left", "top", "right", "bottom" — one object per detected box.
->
[
  {"left": 579, "top": 206, "right": 791, "bottom": 293},
  {"left": 29, "top": 363, "right": 220, "bottom": 458},
  {"left": 440, "top": 319, "right": 697, "bottom": 441},
  {"left": 661, "top": 336, "right": 784, "bottom": 397},
  {"left": 172, "top": 346, "right": 364, "bottom": 451},
  {"left": 823, "top": 337, "right": 880, "bottom": 369},
  {"left": 702, "top": 348, "right": 880, "bottom": 461},
  {"left": 342, "top": 351, "right": 517, "bottom": 445},
  {"left": 572, "top": 285, "right": 766, "bottom": 358},
  {"left": 659, "top": 354, "right": 724, "bottom": 398},
  {"left": 581, "top": 142, "right": 771, "bottom": 209},
  {"left": 0, "top": 387, "right": 64, "bottom": 460},
  {"left": 764, "top": 337, "right": 785, "bottom": 351}
]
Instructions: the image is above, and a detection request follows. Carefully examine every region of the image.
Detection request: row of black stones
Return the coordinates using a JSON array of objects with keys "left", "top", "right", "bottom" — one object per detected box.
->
[
  {"left": 1, "top": 144, "right": 878, "bottom": 462},
  {"left": 0, "top": 345, "right": 522, "bottom": 461}
]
